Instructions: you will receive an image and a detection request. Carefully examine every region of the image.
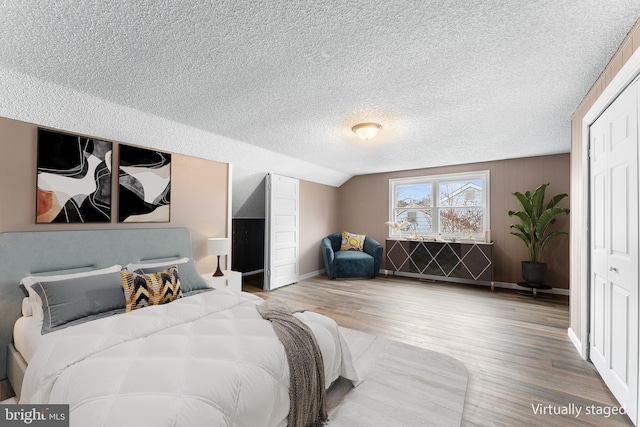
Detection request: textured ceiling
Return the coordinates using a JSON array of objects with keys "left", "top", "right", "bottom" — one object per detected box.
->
[{"left": 1, "top": 1, "right": 640, "bottom": 185}]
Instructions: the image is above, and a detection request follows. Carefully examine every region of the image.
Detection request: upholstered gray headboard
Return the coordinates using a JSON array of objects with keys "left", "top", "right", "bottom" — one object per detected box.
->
[{"left": 0, "top": 227, "right": 197, "bottom": 380}]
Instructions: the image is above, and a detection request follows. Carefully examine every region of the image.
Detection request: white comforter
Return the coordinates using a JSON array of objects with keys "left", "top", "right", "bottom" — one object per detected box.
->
[{"left": 20, "top": 290, "right": 359, "bottom": 427}]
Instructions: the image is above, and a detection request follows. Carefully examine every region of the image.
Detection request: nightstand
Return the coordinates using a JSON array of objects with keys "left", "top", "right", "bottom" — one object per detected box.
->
[{"left": 200, "top": 270, "right": 242, "bottom": 291}]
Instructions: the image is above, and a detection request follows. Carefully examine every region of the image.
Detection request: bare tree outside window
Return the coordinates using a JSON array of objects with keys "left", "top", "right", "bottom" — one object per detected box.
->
[{"left": 439, "top": 180, "right": 484, "bottom": 234}]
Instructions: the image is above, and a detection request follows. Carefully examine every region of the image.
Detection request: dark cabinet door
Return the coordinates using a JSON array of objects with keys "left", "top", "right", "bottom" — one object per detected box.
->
[{"left": 232, "top": 219, "right": 265, "bottom": 273}]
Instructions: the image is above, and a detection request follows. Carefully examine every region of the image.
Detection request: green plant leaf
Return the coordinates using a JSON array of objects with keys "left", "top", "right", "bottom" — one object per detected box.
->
[
  {"left": 531, "top": 183, "right": 548, "bottom": 220},
  {"left": 509, "top": 211, "right": 532, "bottom": 229},
  {"left": 535, "top": 206, "right": 570, "bottom": 241},
  {"left": 509, "top": 231, "right": 531, "bottom": 248},
  {"left": 546, "top": 193, "right": 568, "bottom": 210},
  {"left": 539, "top": 230, "right": 568, "bottom": 253},
  {"left": 510, "top": 223, "right": 531, "bottom": 240},
  {"left": 513, "top": 224, "right": 532, "bottom": 240},
  {"left": 512, "top": 192, "right": 533, "bottom": 219}
]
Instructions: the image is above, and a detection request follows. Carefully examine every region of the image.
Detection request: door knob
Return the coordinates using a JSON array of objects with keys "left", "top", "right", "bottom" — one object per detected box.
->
[{"left": 610, "top": 266, "right": 618, "bottom": 273}]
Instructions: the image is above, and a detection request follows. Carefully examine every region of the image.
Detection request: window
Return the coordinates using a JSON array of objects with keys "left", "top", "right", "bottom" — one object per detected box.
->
[{"left": 389, "top": 171, "right": 490, "bottom": 240}]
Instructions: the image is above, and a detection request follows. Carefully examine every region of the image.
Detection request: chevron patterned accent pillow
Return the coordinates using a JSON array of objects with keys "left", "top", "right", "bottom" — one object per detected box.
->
[{"left": 120, "top": 265, "right": 183, "bottom": 312}]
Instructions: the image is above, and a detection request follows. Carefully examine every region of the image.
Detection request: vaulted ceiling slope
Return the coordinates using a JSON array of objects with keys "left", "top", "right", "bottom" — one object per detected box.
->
[{"left": 1, "top": 1, "right": 639, "bottom": 187}]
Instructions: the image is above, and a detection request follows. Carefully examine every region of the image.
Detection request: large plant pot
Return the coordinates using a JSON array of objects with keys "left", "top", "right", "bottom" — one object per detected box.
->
[{"left": 521, "top": 261, "right": 547, "bottom": 284}]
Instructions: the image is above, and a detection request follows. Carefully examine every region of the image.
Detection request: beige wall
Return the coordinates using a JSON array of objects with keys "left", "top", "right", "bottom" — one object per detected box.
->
[
  {"left": 0, "top": 116, "right": 229, "bottom": 274},
  {"left": 299, "top": 179, "right": 340, "bottom": 275},
  {"left": 338, "top": 154, "right": 571, "bottom": 288},
  {"left": 569, "top": 18, "right": 640, "bottom": 341}
]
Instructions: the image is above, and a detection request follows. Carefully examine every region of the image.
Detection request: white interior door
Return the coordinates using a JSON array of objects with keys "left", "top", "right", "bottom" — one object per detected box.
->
[
  {"left": 589, "top": 79, "right": 639, "bottom": 423},
  {"left": 264, "top": 173, "right": 299, "bottom": 290}
]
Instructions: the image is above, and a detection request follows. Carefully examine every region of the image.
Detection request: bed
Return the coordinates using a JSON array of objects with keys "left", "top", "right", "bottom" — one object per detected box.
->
[{"left": 0, "top": 228, "right": 359, "bottom": 426}]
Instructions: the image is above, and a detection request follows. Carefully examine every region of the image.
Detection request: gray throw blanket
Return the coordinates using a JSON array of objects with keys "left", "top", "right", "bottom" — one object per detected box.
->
[{"left": 256, "top": 299, "right": 328, "bottom": 427}]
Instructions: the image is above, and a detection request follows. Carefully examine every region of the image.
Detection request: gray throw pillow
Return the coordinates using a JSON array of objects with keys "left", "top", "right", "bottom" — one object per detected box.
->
[
  {"left": 32, "top": 271, "right": 126, "bottom": 334},
  {"left": 135, "top": 260, "right": 211, "bottom": 294}
]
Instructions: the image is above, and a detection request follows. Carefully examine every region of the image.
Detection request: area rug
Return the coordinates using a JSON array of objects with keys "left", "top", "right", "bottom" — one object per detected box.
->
[{"left": 326, "top": 328, "right": 469, "bottom": 427}]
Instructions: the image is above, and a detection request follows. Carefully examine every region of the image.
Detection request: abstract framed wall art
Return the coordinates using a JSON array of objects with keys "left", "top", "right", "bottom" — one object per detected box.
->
[
  {"left": 36, "top": 128, "right": 113, "bottom": 223},
  {"left": 118, "top": 144, "right": 171, "bottom": 222}
]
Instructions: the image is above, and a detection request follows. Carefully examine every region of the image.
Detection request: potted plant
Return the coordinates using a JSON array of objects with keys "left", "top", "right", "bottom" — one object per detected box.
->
[{"left": 508, "top": 183, "right": 570, "bottom": 284}]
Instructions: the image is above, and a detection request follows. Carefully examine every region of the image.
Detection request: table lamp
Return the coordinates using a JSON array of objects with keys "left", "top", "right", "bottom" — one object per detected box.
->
[{"left": 207, "top": 237, "right": 230, "bottom": 277}]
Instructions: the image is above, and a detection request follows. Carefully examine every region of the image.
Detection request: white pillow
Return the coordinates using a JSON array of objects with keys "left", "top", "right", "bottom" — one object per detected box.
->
[
  {"left": 124, "top": 257, "right": 189, "bottom": 272},
  {"left": 20, "top": 264, "right": 122, "bottom": 328},
  {"left": 21, "top": 297, "right": 32, "bottom": 317}
]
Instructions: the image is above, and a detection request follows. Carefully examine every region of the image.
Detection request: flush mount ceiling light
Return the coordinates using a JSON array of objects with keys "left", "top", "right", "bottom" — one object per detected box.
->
[{"left": 352, "top": 122, "right": 382, "bottom": 140}]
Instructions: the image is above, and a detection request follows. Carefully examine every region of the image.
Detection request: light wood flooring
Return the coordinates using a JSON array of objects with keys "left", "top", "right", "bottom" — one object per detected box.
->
[
  {"left": 0, "top": 378, "right": 13, "bottom": 402},
  {"left": 245, "top": 274, "right": 633, "bottom": 427}
]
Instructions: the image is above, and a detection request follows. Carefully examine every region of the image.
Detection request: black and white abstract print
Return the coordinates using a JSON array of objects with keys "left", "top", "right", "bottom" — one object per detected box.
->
[
  {"left": 118, "top": 144, "right": 171, "bottom": 222},
  {"left": 36, "top": 129, "right": 112, "bottom": 223}
]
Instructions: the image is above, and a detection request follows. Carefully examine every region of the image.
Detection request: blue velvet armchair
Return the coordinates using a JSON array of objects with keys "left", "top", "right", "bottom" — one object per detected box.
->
[{"left": 322, "top": 232, "right": 383, "bottom": 279}]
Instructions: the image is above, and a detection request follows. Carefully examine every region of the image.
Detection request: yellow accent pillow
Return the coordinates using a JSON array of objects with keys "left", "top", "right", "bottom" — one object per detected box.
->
[
  {"left": 120, "top": 265, "right": 183, "bottom": 312},
  {"left": 340, "top": 231, "right": 366, "bottom": 251}
]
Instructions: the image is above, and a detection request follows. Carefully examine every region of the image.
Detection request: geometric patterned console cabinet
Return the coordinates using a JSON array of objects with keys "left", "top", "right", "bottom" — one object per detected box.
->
[{"left": 386, "top": 239, "right": 494, "bottom": 288}]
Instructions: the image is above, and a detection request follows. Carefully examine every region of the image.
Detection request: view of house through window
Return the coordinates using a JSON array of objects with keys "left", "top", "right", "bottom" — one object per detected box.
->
[{"left": 389, "top": 171, "right": 490, "bottom": 239}]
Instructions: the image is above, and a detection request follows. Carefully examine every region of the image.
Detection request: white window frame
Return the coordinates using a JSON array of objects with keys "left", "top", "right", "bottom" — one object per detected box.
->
[{"left": 388, "top": 170, "right": 491, "bottom": 240}]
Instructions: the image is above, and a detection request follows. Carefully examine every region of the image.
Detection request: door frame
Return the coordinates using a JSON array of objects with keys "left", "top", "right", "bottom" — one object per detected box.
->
[
  {"left": 580, "top": 48, "right": 640, "bottom": 426},
  {"left": 580, "top": 48, "right": 640, "bottom": 359}
]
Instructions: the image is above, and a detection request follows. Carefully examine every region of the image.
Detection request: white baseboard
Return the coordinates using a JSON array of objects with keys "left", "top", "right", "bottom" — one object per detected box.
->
[
  {"left": 567, "top": 327, "right": 587, "bottom": 359},
  {"left": 242, "top": 269, "right": 324, "bottom": 281},
  {"left": 297, "top": 269, "right": 571, "bottom": 296},
  {"left": 491, "top": 281, "right": 571, "bottom": 296},
  {"left": 298, "top": 269, "right": 325, "bottom": 281},
  {"left": 383, "top": 271, "right": 570, "bottom": 296}
]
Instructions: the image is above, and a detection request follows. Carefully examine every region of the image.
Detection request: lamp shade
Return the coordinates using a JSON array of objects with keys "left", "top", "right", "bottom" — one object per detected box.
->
[
  {"left": 352, "top": 122, "right": 382, "bottom": 140},
  {"left": 207, "top": 238, "right": 230, "bottom": 256}
]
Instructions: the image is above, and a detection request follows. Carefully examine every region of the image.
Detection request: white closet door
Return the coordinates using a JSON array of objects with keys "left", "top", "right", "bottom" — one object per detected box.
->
[
  {"left": 264, "top": 173, "right": 299, "bottom": 290},
  {"left": 589, "top": 79, "right": 639, "bottom": 423}
]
